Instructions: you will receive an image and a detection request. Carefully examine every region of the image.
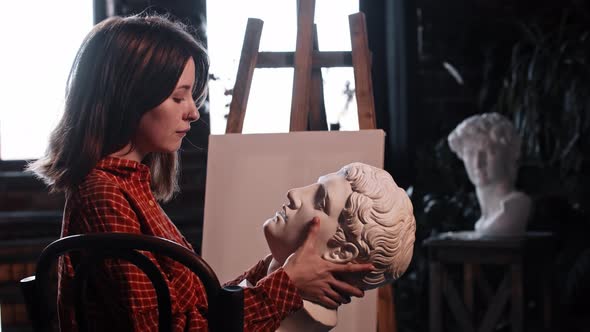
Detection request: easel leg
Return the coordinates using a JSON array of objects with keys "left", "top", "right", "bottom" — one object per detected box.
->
[{"left": 377, "top": 284, "right": 397, "bottom": 332}]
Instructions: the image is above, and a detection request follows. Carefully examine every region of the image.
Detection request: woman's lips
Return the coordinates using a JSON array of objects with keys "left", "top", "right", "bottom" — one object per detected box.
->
[{"left": 176, "top": 129, "right": 190, "bottom": 136}]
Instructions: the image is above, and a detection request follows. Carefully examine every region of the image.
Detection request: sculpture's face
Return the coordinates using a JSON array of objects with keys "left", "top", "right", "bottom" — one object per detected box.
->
[
  {"left": 263, "top": 173, "right": 353, "bottom": 264},
  {"left": 462, "top": 141, "right": 508, "bottom": 187}
]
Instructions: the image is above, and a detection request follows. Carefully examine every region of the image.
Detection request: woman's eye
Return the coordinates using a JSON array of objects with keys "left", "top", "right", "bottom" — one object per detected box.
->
[{"left": 173, "top": 97, "right": 184, "bottom": 103}]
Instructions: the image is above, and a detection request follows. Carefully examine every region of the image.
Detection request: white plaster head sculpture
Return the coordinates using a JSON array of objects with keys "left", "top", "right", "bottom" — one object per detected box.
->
[
  {"left": 264, "top": 162, "right": 416, "bottom": 289},
  {"left": 448, "top": 112, "right": 532, "bottom": 236},
  {"left": 263, "top": 162, "right": 416, "bottom": 331}
]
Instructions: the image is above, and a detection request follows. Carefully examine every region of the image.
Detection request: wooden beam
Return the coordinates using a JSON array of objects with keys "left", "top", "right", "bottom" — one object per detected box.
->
[
  {"left": 225, "top": 18, "right": 263, "bottom": 134},
  {"left": 308, "top": 25, "right": 328, "bottom": 131},
  {"left": 289, "top": 0, "right": 315, "bottom": 131},
  {"left": 478, "top": 274, "right": 511, "bottom": 332},
  {"left": 442, "top": 265, "right": 475, "bottom": 332},
  {"left": 349, "top": 12, "right": 376, "bottom": 130},
  {"left": 256, "top": 51, "right": 353, "bottom": 68}
]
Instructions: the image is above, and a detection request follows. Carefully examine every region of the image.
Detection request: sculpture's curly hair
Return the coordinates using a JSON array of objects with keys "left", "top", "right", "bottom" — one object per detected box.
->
[
  {"left": 325, "top": 163, "right": 416, "bottom": 289},
  {"left": 447, "top": 113, "right": 521, "bottom": 183},
  {"left": 448, "top": 113, "right": 521, "bottom": 162}
]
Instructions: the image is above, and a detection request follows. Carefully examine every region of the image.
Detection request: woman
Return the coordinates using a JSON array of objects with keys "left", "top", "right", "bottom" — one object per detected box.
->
[{"left": 28, "top": 13, "right": 371, "bottom": 331}]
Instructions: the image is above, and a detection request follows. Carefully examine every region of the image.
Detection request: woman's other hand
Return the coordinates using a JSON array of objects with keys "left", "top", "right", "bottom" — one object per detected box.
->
[{"left": 282, "top": 217, "right": 374, "bottom": 309}]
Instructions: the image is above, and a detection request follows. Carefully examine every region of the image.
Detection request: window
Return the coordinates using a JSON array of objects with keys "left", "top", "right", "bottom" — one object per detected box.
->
[
  {"left": 0, "top": 1, "right": 93, "bottom": 160},
  {"left": 206, "top": 0, "right": 359, "bottom": 134},
  {"left": 0, "top": 1, "right": 361, "bottom": 158}
]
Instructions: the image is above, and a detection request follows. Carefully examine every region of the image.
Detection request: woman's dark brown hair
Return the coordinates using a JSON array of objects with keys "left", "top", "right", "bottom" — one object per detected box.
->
[{"left": 27, "top": 14, "right": 209, "bottom": 201}]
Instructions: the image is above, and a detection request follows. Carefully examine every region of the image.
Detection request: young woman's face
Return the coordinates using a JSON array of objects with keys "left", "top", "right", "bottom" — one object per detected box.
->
[
  {"left": 263, "top": 173, "right": 353, "bottom": 264},
  {"left": 135, "top": 57, "right": 199, "bottom": 156}
]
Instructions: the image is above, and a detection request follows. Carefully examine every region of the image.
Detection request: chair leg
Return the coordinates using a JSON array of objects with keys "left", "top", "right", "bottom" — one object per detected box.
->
[{"left": 20, "top": 276, "right": 43, "bottom": 332}]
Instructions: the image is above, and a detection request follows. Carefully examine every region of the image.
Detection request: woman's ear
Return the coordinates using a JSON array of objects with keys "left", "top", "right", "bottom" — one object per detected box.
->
[{"left": 322, "top": 243, "right": 359, "bottom": 263}]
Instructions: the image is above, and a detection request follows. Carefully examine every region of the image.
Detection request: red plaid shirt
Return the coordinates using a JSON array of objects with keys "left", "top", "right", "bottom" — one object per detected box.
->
[{"left": 58, "top": 156, "right": 303, "bottom": 331}]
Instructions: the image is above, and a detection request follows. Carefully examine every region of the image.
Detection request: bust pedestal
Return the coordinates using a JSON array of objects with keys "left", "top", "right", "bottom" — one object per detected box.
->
[{"left": 424, "top": 231, "right": 554, "bottom": 332}]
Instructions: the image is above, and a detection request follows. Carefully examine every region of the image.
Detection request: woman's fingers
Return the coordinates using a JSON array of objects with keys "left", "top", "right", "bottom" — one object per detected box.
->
[
  {"left": 328, "top": 278, "right": 364, "bottom": 298},
  {"left": 283, "top": 216, "right": 375, "bottom": 308},
  {"left": 318, "top": 295, "right": 339, "bottom": 310},
  {"left": 323, "top": 285, "right": 350, "bottom": 305},
  {"left": 326, "top": 262, "right": 372, "bottom": 299},
  {"left": 330, "top": 262, "right": 375, "bottom": 274},
  {"left": 300, "top": 217, "right": 320, "bottom": 252}
]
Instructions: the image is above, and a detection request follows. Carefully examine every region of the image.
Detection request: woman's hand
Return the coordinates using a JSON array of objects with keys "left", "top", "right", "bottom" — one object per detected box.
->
[{"left": 282, "top": 217, "right": 374, "bottom": 309}]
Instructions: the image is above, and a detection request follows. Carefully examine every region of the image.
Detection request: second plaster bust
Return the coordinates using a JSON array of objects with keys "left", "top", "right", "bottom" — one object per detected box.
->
[
  {"left": 262, "top": 162, "right": 416, "bottom": 331},
  {"left": 448, "top": 112, "right": 532, "bottom": 237}
]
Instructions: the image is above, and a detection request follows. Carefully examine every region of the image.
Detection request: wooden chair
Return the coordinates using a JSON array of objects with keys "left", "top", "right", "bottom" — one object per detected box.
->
[{"left": 19, "top": 233, "right": 243, "bottom": 332}]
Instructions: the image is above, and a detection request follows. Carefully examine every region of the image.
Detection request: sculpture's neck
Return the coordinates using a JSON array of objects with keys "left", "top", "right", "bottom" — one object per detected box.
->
[
  {"left": 475, "top": 181, "right": 513, "bottom": 219},
  {"left": 268, "top": 258, "right": 282, "bottom": 275},
  {"left": 270, "top": 258, "right": 338, "bottom": 332},
  {"left": 277, "top": 300, "right": 338, "bottom": 332}
]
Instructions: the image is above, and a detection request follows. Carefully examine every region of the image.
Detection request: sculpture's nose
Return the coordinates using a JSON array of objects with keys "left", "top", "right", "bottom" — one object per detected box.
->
[
  {"left": 286, "top": 189, "right": 301, "bottom": 209},
  {"left": 476, "top": 150, "right": 487, "bottom": 169}
]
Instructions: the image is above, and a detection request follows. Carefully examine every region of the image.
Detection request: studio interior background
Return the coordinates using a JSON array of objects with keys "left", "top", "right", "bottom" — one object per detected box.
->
[{"left": 0, "top": 0, "right": 588, "bottom": 331}]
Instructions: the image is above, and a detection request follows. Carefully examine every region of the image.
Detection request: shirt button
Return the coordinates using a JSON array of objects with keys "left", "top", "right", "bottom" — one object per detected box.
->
[{"left": 149, "top": 200, "right": 155, "bottom": 207}]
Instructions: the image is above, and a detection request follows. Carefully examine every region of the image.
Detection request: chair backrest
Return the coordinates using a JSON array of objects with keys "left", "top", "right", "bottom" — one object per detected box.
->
[{"left": 20, "top": 233, "right": 244, "bottom": 332}]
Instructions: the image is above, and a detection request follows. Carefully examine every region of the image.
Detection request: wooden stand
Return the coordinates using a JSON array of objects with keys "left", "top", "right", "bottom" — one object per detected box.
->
[
  {"left": 224, "top": 1, "right": 395, "bottom": 331},
  {"left": 424, "top": 232, "right": 555, "bottom": 332}
]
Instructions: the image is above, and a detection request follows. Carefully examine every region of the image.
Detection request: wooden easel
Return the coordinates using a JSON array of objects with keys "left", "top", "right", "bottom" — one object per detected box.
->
[{"left": 224, "top": 0, "right": 396, "bottom": 331}]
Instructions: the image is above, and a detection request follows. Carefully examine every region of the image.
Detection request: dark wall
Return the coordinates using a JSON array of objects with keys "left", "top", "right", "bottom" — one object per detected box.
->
[{"left": 361, "top": 0, "right": 417, "bottom": 189}]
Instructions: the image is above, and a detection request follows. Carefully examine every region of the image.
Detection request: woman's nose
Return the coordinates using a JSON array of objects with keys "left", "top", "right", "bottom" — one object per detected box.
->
[{"left": 186, "top": 102, "right": 200, "bottom": 122}]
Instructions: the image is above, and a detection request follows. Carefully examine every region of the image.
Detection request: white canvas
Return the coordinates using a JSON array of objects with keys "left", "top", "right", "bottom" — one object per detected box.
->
[{"left": 202, "top": 130, "right": 386, "bottom": 332}]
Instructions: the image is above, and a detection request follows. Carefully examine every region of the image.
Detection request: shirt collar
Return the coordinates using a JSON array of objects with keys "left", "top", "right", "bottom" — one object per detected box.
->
[{"left": 95, "top": 156, "right": 151, "bottom": 182}]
